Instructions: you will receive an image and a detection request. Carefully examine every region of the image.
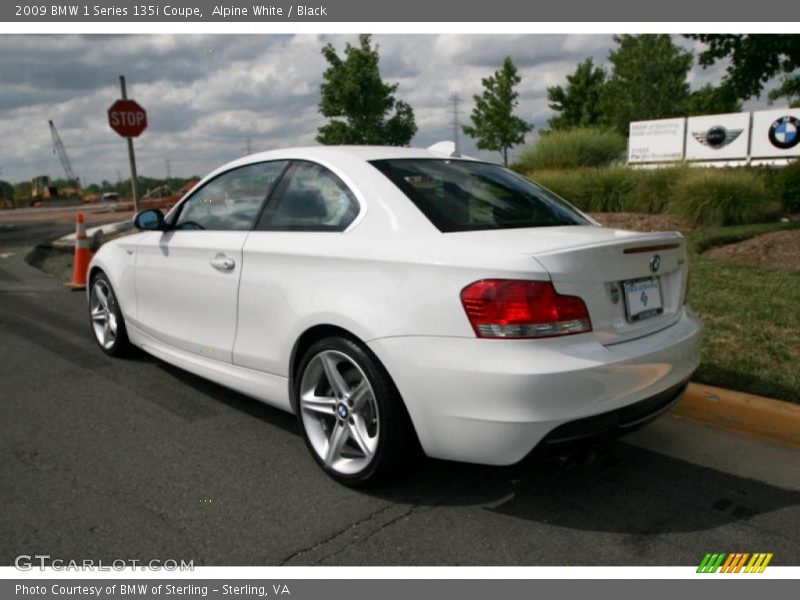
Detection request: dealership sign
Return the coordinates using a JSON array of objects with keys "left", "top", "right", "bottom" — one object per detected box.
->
[
  {"left": 629, "top": 108, "right": 800, "bottom": 164},
  {"left": 628, "top": 118, "right": 685, "bottom": 163},
  {"left": 685, "top": 112, "right": 750, "bottom": 161},
  {"left": 751, "top": 108, "right": 800, "bottom": 158}
]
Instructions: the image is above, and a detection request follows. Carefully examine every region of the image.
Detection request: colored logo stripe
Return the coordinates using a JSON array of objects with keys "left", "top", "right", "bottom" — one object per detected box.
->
[{"left": 697, "top": 553, "right": 772, "bottom": 573}]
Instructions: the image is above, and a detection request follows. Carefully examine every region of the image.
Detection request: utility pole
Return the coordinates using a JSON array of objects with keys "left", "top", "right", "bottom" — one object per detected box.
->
[
  {"left": 245, "top": 138, "right": 252, "bottom": 155},
  {"left": 119, "top": 75, "right": 140, "bottom": 213},
  {"left": 449, "top": 92, "right": 462, "bottom": 156},
  {"left": 166, "top": 157, "right": 171, "bottom": 180}
]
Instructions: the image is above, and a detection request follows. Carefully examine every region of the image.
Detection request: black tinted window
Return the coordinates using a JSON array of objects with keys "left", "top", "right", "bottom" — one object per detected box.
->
[
  {"left": 259, "top": 161, "right": 359, "bottom": 232},
  {"left": 371, "top": 159, "right": 588, "bottom": 232},
  {"left": 175, "top": 161, "right": 288, "bottom": 231}
]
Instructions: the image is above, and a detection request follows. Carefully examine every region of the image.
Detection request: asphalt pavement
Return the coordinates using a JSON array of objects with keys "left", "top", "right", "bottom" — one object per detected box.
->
[{"left": 1, "top": 221, "right": 799, "bottom": 566}]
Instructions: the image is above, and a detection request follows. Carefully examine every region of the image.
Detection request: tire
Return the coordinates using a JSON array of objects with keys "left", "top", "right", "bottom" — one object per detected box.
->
[
  {"left": 88, "top": 271, "right": 131, "bottom": 357},
  {"left": 294, "top": 336, "right": 415, "bottom": 486}
]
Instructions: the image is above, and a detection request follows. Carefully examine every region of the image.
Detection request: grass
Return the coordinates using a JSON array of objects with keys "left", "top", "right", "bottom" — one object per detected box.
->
[
  {"left": 685, "top": 221, "right": 800, "bottom": 404},
  {"left": 669, "top": 169, "right": 780, "bottom": 226},
  {"left": 513, "top": 128, "right": 627, "bottom": 171},
  {"left": 524, "top": 165, "right": 785, "bottom": 226}
]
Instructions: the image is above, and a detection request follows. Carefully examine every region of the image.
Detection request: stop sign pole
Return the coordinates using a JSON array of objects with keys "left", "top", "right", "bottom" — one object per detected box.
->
[{"left": 118, "top": 75, "right": 140, "bottom": 213}]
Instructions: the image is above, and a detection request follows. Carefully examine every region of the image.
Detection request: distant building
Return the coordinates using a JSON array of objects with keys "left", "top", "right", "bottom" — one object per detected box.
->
[{"left": 178, "top": 179, "right": 200, "bottom": 197}]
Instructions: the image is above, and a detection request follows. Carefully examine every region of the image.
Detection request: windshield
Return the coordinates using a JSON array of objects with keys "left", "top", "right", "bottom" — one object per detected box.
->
[{"left": 370, "top": 159, "right": 589, "bottom": 233}]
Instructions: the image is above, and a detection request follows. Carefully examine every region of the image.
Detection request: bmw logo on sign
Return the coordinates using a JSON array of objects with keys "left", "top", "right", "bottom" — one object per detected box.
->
[
  {"left": 769, "top": 116, "right": 800, "bottom": 150},
  {"left": 692, "top": 125, "right": 743, "bottom": 149}
]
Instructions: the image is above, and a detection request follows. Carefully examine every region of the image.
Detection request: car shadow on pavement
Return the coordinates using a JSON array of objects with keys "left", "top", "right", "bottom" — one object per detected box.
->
[
  {"left": 151, "top": 359, "right": 299, "bottom": 434},
  {"left": 138, "top": 352, "right": 800, "bottom": 543},
  {"left": 365, "top": 442, "right": 800, "bottom": 538}
]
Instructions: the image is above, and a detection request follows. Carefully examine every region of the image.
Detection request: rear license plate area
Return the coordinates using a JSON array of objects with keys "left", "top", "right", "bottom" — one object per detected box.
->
[{"left": 623, "top": 277, "right": 663, "bottom": 323}]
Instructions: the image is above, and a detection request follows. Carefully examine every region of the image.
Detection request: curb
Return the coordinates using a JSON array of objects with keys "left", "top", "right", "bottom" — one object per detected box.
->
[
  {"left": 672, "top": 382, "right": 800, "bottom": 448},
  {"left": 52, "top": 219, "right": 133, "bottom": 250}
]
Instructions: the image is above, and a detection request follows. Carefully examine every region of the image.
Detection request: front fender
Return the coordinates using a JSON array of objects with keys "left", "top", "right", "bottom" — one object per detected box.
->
[{"left": 86, "top": 236, "right": 139, "bottom": 321}]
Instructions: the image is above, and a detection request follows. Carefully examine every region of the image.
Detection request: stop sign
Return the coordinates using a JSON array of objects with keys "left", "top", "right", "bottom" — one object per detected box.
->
[{"left": 108, "top": 99, "right": 147, "bottom": 138}]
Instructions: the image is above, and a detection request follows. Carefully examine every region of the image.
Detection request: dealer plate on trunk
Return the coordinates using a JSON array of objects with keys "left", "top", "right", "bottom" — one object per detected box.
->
[{"left": 623, "top": 277, "right": 663, "bottom": 322}]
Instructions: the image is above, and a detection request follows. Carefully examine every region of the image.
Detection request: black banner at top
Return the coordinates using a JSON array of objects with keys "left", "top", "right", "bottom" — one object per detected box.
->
[{"left": 2, "top": 0, "right": 798, "bottom": 22}]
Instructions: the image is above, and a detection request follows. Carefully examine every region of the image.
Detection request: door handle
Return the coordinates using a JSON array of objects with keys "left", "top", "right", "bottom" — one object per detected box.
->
[{"left": 210, "top": 255, "right": 235, "bottom": 271}]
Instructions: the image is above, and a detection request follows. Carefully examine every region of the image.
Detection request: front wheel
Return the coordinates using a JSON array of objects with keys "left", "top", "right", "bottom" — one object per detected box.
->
[
  {"left": 295, "top": 336, "right": 414, "bottom": 486},
  {"left": 89, "top": 272, "right": 131, "bottom": 357}
]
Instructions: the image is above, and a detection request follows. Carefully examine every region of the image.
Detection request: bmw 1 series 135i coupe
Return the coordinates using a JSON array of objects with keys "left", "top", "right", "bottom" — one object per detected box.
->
[{"left": 87, "top": 143, "right": 702, "bottom": 485}]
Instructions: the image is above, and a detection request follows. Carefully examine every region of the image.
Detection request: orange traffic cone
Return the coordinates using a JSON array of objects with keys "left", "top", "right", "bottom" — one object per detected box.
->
[{"left": 66, "top": 212, "right": 92, "bottom": 290}]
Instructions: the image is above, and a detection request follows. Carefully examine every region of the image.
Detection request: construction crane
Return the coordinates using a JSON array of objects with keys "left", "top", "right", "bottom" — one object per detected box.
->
[{"left": 48, "top": 120, "right": 80, "bottom": 191}]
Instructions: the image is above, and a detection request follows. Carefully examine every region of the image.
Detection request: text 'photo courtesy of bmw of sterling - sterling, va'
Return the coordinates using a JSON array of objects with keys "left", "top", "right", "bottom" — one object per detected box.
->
[{"left": 86, "top": 142, "right": 702, "bottom": 485}]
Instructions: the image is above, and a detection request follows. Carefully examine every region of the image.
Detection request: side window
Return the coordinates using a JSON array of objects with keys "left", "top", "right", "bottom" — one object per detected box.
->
[
  {"left": 259, "top": 161, "right": 359, "bottom": 231},
  {"left": 174, "top": 161, "right": 288, "bottom": 231}
]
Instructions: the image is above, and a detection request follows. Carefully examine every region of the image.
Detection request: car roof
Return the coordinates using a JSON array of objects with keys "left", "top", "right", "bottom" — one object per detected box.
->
[{"left": 217, "top": 144, "right": 479, "bottom": 172}]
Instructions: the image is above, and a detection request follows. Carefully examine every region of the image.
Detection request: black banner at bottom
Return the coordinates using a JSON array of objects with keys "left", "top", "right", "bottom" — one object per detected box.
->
[{"left": 3, "top": 579, "right": 796, "bottom": 600}]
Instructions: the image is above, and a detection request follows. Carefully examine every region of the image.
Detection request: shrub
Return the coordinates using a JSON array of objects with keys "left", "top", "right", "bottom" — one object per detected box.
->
[
  {"left": 530, "top": 167, "right": 637, "bottom": 212},
  {"left": 629, "top": 166, "right": 687, "bottom": 213},
  {"left": 667, "top": 169, "right": 779, "bottom": 226},
  {"left": 513, "top": 128, "right": 626, "bottom": 171},
  {"left": 775, "top": 159, "right": 800, "bottom": 214}
]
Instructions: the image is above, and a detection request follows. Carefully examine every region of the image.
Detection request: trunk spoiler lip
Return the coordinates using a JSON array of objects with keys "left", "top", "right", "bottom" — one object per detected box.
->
[
  {"left": 622, "top": 242, "right": 681, "bottom": 254},
  {"left": 525, "top": 230, "right": 685, "bottom": 257}
]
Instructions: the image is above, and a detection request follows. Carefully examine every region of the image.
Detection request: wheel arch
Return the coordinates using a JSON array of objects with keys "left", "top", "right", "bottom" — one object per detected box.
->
[
  {"left": 288, "top": 324, "right": 422, "bottom": 451},
  {"left": 288, "top": 324, "right": 365, "bottom": 402}
]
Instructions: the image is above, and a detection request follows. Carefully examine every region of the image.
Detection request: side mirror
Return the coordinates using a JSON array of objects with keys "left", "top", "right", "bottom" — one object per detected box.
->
[{"left": 133, "top": 208, "right": 166, "bottom": 231}]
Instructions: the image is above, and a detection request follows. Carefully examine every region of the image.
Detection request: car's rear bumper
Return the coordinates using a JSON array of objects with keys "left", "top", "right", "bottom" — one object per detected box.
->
[{"left": 368, "top": 308, "right": 702, "bottom": 465}]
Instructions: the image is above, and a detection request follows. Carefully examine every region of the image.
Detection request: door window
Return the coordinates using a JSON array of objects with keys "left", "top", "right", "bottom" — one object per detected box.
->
[
  {"left": 174, "top": 161, "right": 288, "bottom": 231},
  {"left": 258, "top": 161, "right": 359, "bottom": 231}
]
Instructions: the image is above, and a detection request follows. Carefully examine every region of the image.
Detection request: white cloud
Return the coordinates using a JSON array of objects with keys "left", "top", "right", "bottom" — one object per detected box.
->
[{"left": 0, "top": 33, "right": 779, "bottom": 185}]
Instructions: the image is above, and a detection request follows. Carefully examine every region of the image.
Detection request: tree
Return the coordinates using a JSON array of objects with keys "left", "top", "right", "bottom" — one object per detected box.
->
[
  {"left": 686, "top": 84, "right": 742, "bottom": 115},
  {"left": 317, "top": 34, "right": 416, "bottom": 146},
  {"left": 688, "top": 34, "right": 800, "bottom": 100},
  {"left": 546, "top": 58, "right": 607, "bottom": 130},
  {"left": 600, "top": 35, "right": 693, "bottom": 134},
  {"left": 463, "top": 57, "right": 533, "bottom": 166},
  {"left": 768, "top": 75, "right": 800, "bottom": 108}
]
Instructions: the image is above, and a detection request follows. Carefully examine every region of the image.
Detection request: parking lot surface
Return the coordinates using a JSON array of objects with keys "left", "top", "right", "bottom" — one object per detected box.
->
[{"left": 1, "top": 222, "right": 799, "bottom": 566}]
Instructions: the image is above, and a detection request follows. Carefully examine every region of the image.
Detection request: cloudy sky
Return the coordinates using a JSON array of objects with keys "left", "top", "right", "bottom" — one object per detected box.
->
[{"left": 0, "top": 33, "right": 759, "bottom": 185}]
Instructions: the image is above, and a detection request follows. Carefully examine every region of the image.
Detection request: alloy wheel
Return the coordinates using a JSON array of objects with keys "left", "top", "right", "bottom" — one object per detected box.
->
[
  {"left": 299, "top": 350, "right": 380, "bottom": 475},
  {"left": 90, "top": 278, "right": 118, "bottom": 350}
]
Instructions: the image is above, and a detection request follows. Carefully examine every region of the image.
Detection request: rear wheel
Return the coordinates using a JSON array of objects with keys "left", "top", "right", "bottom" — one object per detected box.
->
[
  {"left": 295, "top": 336, "right": 413, "bottom": 485},
  {"left": 89, "top": 272, "right": 131, "bottom": 357}
]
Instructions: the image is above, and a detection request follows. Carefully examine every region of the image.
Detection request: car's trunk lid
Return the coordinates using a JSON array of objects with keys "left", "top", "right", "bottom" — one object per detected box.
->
[
  {"left": 449, "top": 225, "right": 689, "bottom": 345},
  {"left": 527, "top": 227, "right": 688, "bottom": 345}
]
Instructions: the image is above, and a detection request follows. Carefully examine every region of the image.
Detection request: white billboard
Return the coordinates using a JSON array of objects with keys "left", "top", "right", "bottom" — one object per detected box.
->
[
  {"left": 685, "top": 112, "right": 750, "bottom": 161},
  {"left": 750, "top": 108, "right": 800, "bottom": 159},
  {"left": 628, "top": 118, "right": 685, "bottom": 163}
]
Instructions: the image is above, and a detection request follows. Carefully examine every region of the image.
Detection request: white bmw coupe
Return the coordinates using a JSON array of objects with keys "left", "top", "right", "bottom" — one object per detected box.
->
[{"left": 87, "top": 144, "right": 702, "bottom": 485}]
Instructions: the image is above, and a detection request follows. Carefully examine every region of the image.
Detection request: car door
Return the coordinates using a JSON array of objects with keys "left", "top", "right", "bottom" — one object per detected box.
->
[
  {"left": 234, "top": 160, "right": 361, "bottom": 374},
  {"left": 134, "top": 160, "right": 289, "bottom": 362}
]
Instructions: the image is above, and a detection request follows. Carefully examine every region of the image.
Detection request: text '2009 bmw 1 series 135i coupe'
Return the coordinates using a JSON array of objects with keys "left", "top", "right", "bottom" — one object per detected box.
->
[{"left": 87, "top": 143, "right": 702, "bottom": 485}]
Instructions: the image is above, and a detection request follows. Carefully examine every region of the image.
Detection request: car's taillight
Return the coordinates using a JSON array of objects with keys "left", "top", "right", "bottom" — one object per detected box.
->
[{"left": 460, "top": 279, "right": 592, "bottom": 339}]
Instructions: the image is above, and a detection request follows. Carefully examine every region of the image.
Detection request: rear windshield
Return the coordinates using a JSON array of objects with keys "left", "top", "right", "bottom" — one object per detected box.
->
[{"left": 370, "top": 159, "right": 589, "bottom": 232}]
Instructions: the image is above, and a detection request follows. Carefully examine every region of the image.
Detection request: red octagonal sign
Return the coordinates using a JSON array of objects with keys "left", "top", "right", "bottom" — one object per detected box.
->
[{"left": 108, "top": 99, "right": 147, "bottom": 138}]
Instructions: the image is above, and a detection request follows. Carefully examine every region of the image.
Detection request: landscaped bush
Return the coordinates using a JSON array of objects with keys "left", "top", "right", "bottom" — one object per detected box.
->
[
  {"left": 667, "top": 169, "right": 779, "bottom": 226},
  {"left": 513, "top": 128, "right": 627, "bottom": 171},
  {"left": 526, "top": 165, "right": 783, "bottom": 226},
  {"left": 628, "top": 166, "right": 687, "bottom": 213},
  {"left": 775, "top": 159, "right": 800, "bottom": 214},
  {"left": 532, "top": 166, "right": 683, "bottom": 213}
]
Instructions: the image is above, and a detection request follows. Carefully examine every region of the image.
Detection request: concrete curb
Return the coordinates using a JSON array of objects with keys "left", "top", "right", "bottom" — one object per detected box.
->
[
  {"left": 672, "top": 382, "right": 800, "bottom": 447},
  {"left": 52, "top": 219, "right": 133, "bottom": 250}
]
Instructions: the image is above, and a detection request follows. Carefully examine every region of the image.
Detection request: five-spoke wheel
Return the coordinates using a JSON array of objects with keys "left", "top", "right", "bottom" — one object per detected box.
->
[
  {"left": 295, "top": 336, "right": 414, "bottom": 485},
  {"left": 89, "top": 272, "right": 130, "bottom": 356}
]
